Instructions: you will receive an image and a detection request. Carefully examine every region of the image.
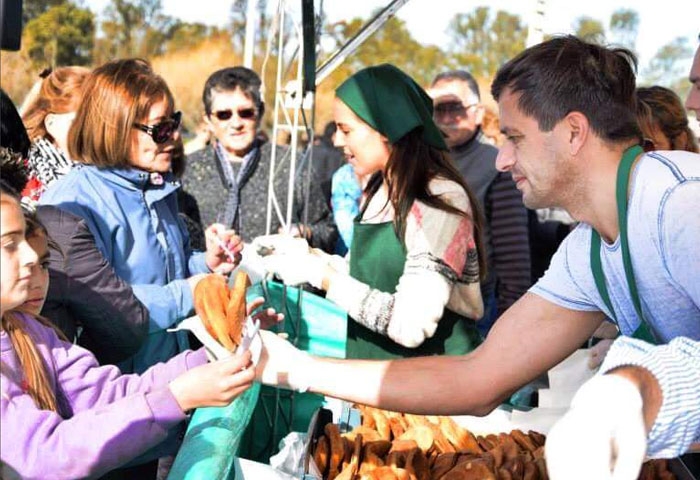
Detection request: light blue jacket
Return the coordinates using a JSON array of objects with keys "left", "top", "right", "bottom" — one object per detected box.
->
[{"left": 41, "top": 165, "right": 210, "bottom": 374}]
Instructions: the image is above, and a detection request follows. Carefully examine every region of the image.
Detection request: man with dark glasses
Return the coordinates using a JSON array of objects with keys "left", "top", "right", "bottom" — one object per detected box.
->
[
  {"left": 429, "top": 70, "right": 532, "bottom": 339},
  {"left": 183, "top": 66, "right": 337, "bottom": 253}
]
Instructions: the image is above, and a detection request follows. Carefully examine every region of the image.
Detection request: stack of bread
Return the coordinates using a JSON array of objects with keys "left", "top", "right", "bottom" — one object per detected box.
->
[
  {"left": 193, "top": 271, "right": 251, "bottom": 351},
  {"left": 311, "top": 406, "right": 675, "bottom": 480}
]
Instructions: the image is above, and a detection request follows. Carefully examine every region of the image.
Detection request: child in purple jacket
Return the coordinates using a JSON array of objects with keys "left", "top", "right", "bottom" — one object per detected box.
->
[{"left": 0, "top": 176, "right": 259, "bottom": 479}]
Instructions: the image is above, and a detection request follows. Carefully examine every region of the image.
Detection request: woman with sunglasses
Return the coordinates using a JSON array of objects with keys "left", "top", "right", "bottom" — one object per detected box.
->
[{"left": 38, "top": 59, "right": 242, "bottom": 477}]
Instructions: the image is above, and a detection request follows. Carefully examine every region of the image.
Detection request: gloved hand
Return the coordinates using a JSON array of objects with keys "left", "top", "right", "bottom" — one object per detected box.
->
[
  {"left": 256, "top": 330, "right": 313, "bottom": 392},
  {"left": 546, "top": 374, "right": 647, "bottom": 480},
  {"left": 252, "top": 234, "right": 310, "bottom": 257},
  {"left": 261, "top": 251, "right": 328, "bottom": 289}
]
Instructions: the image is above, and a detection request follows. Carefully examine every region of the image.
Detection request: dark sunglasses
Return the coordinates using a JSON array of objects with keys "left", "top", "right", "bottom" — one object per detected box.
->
[
  {"left": 213, "top": 108, "right": 257, "bottom": 121},
  {"left": 434, "top": 101, "right": 478, "bottom": 116},
  {"left": 133, "top": 111, "right": 182, "bottom": 144}
]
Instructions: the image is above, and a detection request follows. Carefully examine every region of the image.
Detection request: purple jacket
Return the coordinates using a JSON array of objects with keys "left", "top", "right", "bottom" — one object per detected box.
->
[{"left": 0, "top": 313, "right": 208, "bottom": 479}]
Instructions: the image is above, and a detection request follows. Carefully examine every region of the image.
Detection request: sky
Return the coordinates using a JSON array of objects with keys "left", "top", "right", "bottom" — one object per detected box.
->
[{"left": 86, "top": 0, "right": 698, "bottom": 72}]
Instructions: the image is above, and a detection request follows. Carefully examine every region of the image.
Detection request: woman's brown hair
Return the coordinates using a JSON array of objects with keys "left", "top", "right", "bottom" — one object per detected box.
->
[
  {"left": 1, "top": 311, "right": 61, "bottom": 412},
  {"left": 68, "top": 58, "right": 175, "bottom": 167},
  {"left": 362, "top": 128, "right": 487, "bottom": 280},
  {"left": 636, "top": 86, "right": 699, "bottom": 153},
  {"left": 21, "top": 67, "right": 91, "bottom": 142}
]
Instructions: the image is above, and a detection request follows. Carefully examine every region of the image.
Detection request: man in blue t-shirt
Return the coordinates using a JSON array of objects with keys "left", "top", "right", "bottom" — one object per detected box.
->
[{"left": 258, "top": 36, "right": 700, "bottom": 479}]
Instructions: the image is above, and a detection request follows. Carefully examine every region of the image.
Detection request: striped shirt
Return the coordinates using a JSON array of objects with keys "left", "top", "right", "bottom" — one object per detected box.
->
[{"left": 600, "top": 336, "right": 699, "bottom": 458}]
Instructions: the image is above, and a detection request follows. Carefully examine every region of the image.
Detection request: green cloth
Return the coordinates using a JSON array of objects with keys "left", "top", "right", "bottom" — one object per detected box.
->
[
  {"left": 335, "top": 63, "right": 447, "bottom": 150},
  {"left": 347, "top": 218, "right": 481, "bottom": 360}
]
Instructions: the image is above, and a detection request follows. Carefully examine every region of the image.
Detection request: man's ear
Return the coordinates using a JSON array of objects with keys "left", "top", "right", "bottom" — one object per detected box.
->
[
  {"left": 564, "top": 111, "right": 589, "bottom": 155},
  {"left": 203, "top": 112, "right": 214, "bottom": 131},
  {"left": 474, "top": 104, "right": 486, "bottom": 126}
]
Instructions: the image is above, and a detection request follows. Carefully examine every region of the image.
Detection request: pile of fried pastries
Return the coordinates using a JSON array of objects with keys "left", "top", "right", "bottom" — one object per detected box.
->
[{"left": 310, "top": 405, "right": 675, "bottom": 480}]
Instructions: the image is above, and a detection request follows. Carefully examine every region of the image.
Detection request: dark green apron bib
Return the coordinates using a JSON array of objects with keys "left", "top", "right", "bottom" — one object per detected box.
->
[
  {"left": 590, "top": 145, "right": 658, "bottom": 344},
  {"left": 346, "top": 218, "right": 482, "bottom": 359}
]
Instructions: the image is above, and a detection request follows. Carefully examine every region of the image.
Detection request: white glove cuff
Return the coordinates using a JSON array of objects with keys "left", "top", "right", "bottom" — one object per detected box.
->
[{"left": 571, "top": 373, "right": 643, "bottom": 411}]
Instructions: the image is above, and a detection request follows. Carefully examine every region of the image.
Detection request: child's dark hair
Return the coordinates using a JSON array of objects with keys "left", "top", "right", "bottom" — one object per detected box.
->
[{"left": 0, "top": 146, "right": 29, "bottom": 196}]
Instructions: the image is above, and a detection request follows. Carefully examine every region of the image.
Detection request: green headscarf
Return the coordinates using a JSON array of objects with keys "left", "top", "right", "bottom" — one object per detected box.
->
[{"left": 335, "top": 63, "right": 447, "bottom": 150}]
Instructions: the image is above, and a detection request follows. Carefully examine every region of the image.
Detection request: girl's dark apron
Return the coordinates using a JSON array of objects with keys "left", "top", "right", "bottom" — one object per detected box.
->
[{"left": 346, "top": 218, "right": 482, "bottom": 359}]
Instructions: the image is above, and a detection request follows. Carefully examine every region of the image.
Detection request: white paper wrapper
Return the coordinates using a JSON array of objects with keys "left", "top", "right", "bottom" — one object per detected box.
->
[
  {"left": 510, "top": 407, "right": 569, "bottom": 435},
  {"left": 538, "top": 387, "right": 581, "bottom": 409},
  {"left": 547, "top": 349, "right": 596, "bottom": 390},
  {"left": 169, "top": 315, "right": 262, "bottom": 364},
  {"left": 450, "top": 409, "right": 514, "bottom": 436}
]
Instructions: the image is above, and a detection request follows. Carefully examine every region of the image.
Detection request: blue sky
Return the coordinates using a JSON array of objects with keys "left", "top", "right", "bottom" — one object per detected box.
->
[{"left": 85, "top": 0, "right": 697, "bottom": 71}]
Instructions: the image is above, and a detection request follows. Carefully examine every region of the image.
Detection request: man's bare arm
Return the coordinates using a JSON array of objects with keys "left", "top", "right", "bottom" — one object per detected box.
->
[{"left": 308, "top": 292, "right": 605, "bottom": 415}]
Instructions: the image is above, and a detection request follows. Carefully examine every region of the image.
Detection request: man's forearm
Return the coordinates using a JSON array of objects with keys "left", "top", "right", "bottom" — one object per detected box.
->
[{"left": 309, "top": 354, "right": 504, "bottom": 416}]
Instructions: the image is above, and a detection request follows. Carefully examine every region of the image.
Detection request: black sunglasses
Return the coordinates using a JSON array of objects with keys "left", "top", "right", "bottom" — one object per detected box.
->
[
  {"left": 434, "top": 101, "right": 478, "bottom": 115},
  {"left": 133, "top": 111, "right": 182, "bottom": 144},
  {"left": 213, "top": 108, "right": 257, "bottom": 121}
]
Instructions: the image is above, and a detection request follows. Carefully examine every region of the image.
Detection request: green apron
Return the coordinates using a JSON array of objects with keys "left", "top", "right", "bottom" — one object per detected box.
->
[
  {"left": 346, "top": 218, "right": 482, "bottom": 359},
  {"left": 590, "top": 145, "right": 657, "bottom": 344}
]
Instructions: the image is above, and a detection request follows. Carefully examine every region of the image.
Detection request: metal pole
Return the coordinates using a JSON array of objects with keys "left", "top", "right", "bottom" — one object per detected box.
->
[
  {"left": 315, "top": 0, "right": 411, "bottom": 86},
  {"left": 526, "top": 0, "right": 547, "bottom": 48},
  {"left": 243, "top": 0, "right": 258, "bottom": 68}
]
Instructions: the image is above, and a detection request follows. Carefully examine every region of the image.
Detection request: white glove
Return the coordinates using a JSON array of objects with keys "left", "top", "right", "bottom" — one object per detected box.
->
[
  {"left": 252, "top": 234, "right": 310, "bottom": 257},
  {"left": 256, "top": 330, "right": 313, "bottom": 392},
  {"left": 546, "top": 374, "right": 647, "bottom": 480},
  {"left": 261, "top": 251, "right": 327, "bottom": 289}
]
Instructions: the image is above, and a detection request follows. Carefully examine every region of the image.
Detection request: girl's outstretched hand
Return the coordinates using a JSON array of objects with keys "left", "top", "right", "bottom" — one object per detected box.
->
[{"left": 169, "top": 350, "right": 255, "bottom": 412}]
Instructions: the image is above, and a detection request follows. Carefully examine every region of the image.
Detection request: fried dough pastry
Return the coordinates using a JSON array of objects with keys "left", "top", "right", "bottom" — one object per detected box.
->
[
  {"left": 510, "top": 430, "right": 537, "bottom": 454},
  {"left": 314, "top": 435, "right": 330, "bottom": 478},
  {"left": 193, "top": 272, "right": 250, "bottom": 351},
  {"left": 325, "top": 423, "right": 345, "bottom": 480},
  {"left": 405, "top": 447, "right": 430, "bottom": 480},
  {"left": 430, "top": 452, "right": 458, "bottom": 479},
  {"left": 345, "top": 426, "right": 382, "bottom": 443},
  {"left": 439, "top": 417, "right": 481, "bottom": 454},
  {"left": 441, "top": 459, "right": 497, "bottom": 480},
  {"left": 398, "top": 426, "right": 435, "bottom": 454},
  {"left": 194, "top": 274, "right": 235, "bottom": 350},
  {"left": 226, "top": 270, "right": 250, "bottom": 345}
]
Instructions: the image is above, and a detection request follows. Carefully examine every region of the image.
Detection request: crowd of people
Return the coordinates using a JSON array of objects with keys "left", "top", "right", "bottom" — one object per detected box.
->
[{"left": 0, "top": 31, "right": 698, "bottom": 480}]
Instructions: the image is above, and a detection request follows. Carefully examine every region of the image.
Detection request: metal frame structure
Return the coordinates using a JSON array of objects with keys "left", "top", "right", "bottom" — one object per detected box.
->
[{"left": 262, "top": 0, "right": 412, "bottom": 238}]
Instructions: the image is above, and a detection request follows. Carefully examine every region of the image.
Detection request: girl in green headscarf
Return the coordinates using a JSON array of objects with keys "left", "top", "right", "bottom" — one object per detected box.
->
[{"left": 267, "top": 64, "right": 486, "bottom": 360}]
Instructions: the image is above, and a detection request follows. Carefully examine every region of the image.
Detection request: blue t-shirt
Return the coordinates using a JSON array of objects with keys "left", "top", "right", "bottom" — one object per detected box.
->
[
  {"left": 531, "top": 150, "right": 700, "bottom": 342},
  {"left": 532, "top": 150, "right": 700, "bottom": 457}
]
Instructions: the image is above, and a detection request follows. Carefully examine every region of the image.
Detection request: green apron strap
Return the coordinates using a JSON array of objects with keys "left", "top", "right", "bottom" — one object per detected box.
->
[
  {"left": 589, "top": 144, "right": 658, "bottom": 344},
  {"left": 589, "top": 232, "right": 616, "bottom": 321}
]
